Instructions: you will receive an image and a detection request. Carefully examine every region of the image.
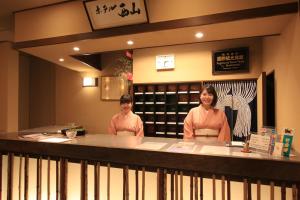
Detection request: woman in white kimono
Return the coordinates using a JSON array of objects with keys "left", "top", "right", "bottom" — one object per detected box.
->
[
  {"left": 108, "top": 94, "right": 144, "bottom": 136},
  {"left": 184, "top": 85, "right": 230, "bottom": 142}
]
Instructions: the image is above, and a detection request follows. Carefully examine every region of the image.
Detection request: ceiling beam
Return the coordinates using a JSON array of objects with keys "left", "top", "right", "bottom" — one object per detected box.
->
[{"left": 13, "top": 2, "right": 298, "bottom": 49}]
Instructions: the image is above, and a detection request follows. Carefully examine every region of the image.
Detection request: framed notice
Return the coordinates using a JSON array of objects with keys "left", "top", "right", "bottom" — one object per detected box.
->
[
  {"left": 212, "top": 47, "right": 249, "bottom": 75},
  {"left": 249, "top": 134, "right": 271, "bottom": 153},
  {"left": 84, "top": 0, "right": 148, "bottom": 30}
]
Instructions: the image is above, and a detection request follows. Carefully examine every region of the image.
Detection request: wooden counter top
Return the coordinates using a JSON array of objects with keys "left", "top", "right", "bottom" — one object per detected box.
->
[{"left": 0, "top": 132, "right": 299, "bottom": 184}]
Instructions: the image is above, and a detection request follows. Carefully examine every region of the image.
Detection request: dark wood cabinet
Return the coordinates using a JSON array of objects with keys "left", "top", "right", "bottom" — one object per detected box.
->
[{"left": 133, "top": 82, "right": 202, "bottom": 138}]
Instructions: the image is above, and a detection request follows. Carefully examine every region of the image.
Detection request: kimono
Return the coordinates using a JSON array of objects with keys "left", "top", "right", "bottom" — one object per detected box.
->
[
  {"left": 108, "top": 111, "right": 144, "bottom": 137},
  {"left": 184, "top": 105, "right": 230, "bottom": 142}
]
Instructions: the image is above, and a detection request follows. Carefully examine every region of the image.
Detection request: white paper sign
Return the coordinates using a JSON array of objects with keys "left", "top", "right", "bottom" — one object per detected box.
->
[
  {"left": 249, "top": 134, "right": 271, "bottom": 152},
  {"left": 85, "top": 0, "right": 148, "bottom": 30},
  {"left": 272, "top": 142, "right": 283, "bottom": 157}
]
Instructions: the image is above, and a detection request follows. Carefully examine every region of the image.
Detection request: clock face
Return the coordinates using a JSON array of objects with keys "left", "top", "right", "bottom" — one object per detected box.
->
[{"left": 156, "top": 55, "right": 175, "bottom": 70}]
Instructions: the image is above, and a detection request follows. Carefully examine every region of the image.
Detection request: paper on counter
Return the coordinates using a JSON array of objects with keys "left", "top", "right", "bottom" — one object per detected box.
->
[
  {"left": 199, "top": 145, "right": 230, "bottom": 155},
  {"left": 20, "top": 133, "right": 48, "bottom": 140},
  {"left": 136, "top": 142, "right": 168, "bottom": 150},
  {"left": 167, "top": 142, "right": 197, "bottom": 153},
  {"left": 232, "top": 151, "right": 262, "bottom": 158},
  {"left": 39, "top": 137, "right": 72, "bottom": 143}
]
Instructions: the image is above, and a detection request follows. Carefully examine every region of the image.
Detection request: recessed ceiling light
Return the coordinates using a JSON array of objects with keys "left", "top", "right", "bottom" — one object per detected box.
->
[
  {"left": 195, "top": 32, "right": 204, "bottom": 39},
  {"left": 127, "top": 40, "right": 134, "bottom": 45},
  {"left": 73, "top": 47, "right": 80, "bottom": 51},
  {"left": 59, "top": 58, "right": 64, "bottom": 62}
]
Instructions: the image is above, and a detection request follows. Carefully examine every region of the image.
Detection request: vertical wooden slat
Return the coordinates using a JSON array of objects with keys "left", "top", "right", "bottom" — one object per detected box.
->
[
  {"left": 37, "top": 157, "right": 42, "bottom": 200},
  {"left": 257, "top": 180, "right": 261, "bottom": 200},
  {"left": 270, "top": 182, "right": 275, "bottom": 200},
  {"left": 194, "top": 174, "right": 198, "bottom": 200},
  {"left": 292, "top": 184, "right": 297, "bottom": 200},
  {"left": 24, "top": 155, "right": 29, "bottom": 200},
  {"left": 56, "top": 160, "right": 59, "bottom": 200},
  {"left": 142, "top": 167, "right": 145, "bottom": 200},
  {"left": 281, "top": 182, "right": 286, "bottom": 200},
  {"left": 94, "top": 162, "right": 100, "bottom": 200},
  {"left": 175, "top": 171, "right": 178, "bottom": 200},
  {"left": 107, "top": 163, "right": 111, "bottom": 200},
  {"left": 180, "top": 171, "right": 183, "bottom": 200},
  {"left": 135, "top": 169, "right": 139, "bottom": 200},
  {"left": 200, "top": 177, "right": 203, "bottom": 200},
  {"left": 190, "top": 175, "right": 193, "bottom": 200},
  {"left": 156, "top": 169, "right": 160, "bottom": 200},
  {"left": 212, "top": 175, "right": 216, "bottom": 200},
  {"left": 18, "top": 155, "right": 22, "bottom": 200},
  {"left": 157, "top": 169, "right": 160, "bottom": 200},
  {"left": 123, "top": 168, "right": 125, "bottom": 200},
  {"left": 164, "top": 169, "right": 167, "bottom": 200},
  {"left": 47, "top": 157, "right": 50, "bottom": 200},
  {"left": 60, "top": 158, "right": 68, "bottom": 200},
  {"left": 221, "top": 176, "right": 225, "bottom": 200},
  {"left": 125, "top": 166, "right": 129, "bottom": 200},
  {"left": 81, "top": 160, "right": 88, "bottom": 200},
  {"left": 297, "top": 183, "right": 300, "bottom": 200},
  {"left": 248, "top": 180, "right": 252, "bottom": 200},
  {"left": 243, "top": 179, "right": 247, "bottom": 200},
  {"left": 7, "top": 153, "right": 14, "bottom": 200},
  {"left": 227, "top": 179, "right": 231, "bottom": 200},
  {"left": 0, "top": 154, "right": 2, "bottom": 200},
  {"left": 171, "top": 172, "right": 174, "bottom": 200}
]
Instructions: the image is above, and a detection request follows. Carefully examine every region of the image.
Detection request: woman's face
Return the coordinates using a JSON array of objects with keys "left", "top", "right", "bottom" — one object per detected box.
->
[
  {"left": 200, "top": 89, "right": 214, "bottom": 107},
  {"left": 120, "top": 102, "right": 132, "bottom": 114}
]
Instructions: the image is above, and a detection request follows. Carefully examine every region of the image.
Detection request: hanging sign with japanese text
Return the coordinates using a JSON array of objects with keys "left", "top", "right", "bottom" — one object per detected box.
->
[
  {"left": 212, "top": 47, "right": 249, "bottom": 75},
  {"left": 84, "top": 0, "right": 148, "bottom": 30}
]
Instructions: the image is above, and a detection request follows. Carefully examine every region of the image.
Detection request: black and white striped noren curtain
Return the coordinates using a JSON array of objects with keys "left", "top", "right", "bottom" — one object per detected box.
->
[{"left": 204, "top": 80, "right": 257, "bottom": 141}]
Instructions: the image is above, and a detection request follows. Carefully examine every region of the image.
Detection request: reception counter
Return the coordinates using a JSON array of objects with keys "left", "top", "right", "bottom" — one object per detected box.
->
[{"left": 0, "top": 132, "right": 299, "bottom": 200}]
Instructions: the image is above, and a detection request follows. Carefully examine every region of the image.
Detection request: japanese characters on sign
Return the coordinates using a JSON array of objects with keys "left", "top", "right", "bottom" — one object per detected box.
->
[
  {"left": 84, "top": 0, "right": 148, "bottom": 30},
  {"left": 212, "top": 47, "right": 249, "bottom": 75}
]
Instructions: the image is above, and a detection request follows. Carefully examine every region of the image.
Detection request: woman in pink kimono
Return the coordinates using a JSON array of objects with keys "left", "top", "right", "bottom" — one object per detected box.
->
[
  {"left": 108, "top": 94, "right": 144, "bottom": 136},
  {"left": 184, "top": 86, "right": 230, "bottom": 142}
]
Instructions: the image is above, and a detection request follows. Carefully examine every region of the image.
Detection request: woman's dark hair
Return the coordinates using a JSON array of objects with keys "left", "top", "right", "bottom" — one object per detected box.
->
[
  {"left": 120, "top": 94, "right": 132, "bottom": 104},
  {"left": 199, "top": 85, "right": 218, "bottom": 107}
]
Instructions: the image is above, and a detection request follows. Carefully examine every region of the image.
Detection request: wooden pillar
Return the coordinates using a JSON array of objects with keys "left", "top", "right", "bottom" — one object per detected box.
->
[
  {"left": 227, "top": 179, "right": 231, "bottom": 200},
  {"left": 94, "top": 162, "right": 100, "bottom": 200},
  {"left": 281, "top": 182, "right": 286, "bottom": 200},
  {"left": 80, "top": 160, "right": 88, "bottom": 200},
  {"left": 257, "top": 180, "right": 261, "bottom": 200},
  {"left": 24, "top": 155, "right": 29, "bottom": 200},
  {"left": 135, "top": 169, "right": 139, "bottom": 200},
  {"left": 60, "top": 158, "right": 68, "bottom": 200},
  {"left": 47, "top": 157, "right": 51, "bottom": 200},
  {"left": 36, "top": 157, "right": 42, "bottom": 200},
  {"left": 7, "top": 153, "right": 14, "bottom": 200}
]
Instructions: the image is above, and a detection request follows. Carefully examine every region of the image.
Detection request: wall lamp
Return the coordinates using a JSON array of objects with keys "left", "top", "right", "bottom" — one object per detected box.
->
[{"left": 83, "top": 77, "right": 98, "bottom": 87}]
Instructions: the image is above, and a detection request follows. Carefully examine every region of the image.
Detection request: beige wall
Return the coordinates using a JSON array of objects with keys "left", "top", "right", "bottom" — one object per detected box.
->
[
  {"left": 18, "top": 54, "right": 56, "bottom": 130},
  {"left": 14, "top": 1, "right": 91, "bottom": 42},
  {"left": 0, "top": 42, "right": 19, "bottom": 132},
  {"left": 55, "top": 67, "right": 119, "bottom": 133},
  {"left": 29, "top": 57, "right": 56, "bottom": 128},
  {"left": 147, "top": 0, "right": 295, "bottom": 23},
  {"left": 133, "top": 38, "right": 262, "bottom": 83},
  {"left": 262, "top": 15, "right": 300, "bottom": 152},
  {"left": 18, "top": 53, "right": 30, "bottom": 130},
  {"left": 0, "top": 43, "right": 8, "bottom": 131}
]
